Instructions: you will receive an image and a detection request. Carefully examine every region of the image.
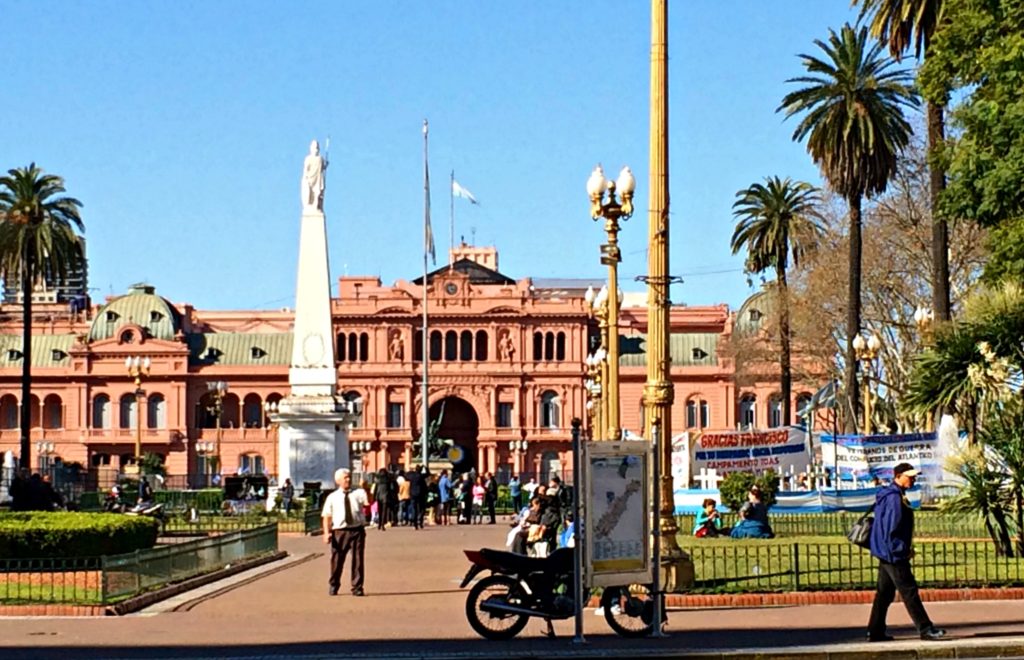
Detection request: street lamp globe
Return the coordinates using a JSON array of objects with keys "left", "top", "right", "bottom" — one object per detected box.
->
[
  {"left": 868, "top": 333, "right": 882, "bottom": 353},
  {"left": 616, "top": 166, "right": 635, "bottom": 196},
  {"left": 584, "top": 286, "right": 595, "bottom": 305},
  {"left": 852, "top": 334, "right": 866, "bottom": 352},
  {"left": 586, "top": 165, "right": 607, "bottom": 199}
]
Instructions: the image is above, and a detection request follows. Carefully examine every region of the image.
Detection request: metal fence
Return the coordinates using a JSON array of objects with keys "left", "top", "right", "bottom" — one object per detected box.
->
[
  {"left": 682, "top": 539, "right": 1024, "bottom": 592},
  {"left": 0, "top": 524, "right": 278, "bottom": 605},
  {"left": 675, "top": 511, "right": 990, "bottom": 539}
]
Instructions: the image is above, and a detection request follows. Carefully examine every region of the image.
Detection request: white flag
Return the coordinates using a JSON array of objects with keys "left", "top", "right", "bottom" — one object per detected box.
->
[{"left": 452, "top": 179, "right": 479, "bottom": 205}]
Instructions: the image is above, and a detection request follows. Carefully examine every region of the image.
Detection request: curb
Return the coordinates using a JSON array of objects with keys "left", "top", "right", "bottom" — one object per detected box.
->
[{"left": 662, "top": 586, "right": 1024, "bottom": 608}]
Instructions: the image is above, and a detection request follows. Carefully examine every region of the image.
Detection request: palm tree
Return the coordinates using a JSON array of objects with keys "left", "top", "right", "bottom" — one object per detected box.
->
[
  {"left": 779, "top": 24, "right": 918, "bottom": 432},
  {"left": 856, "top": 0, "right": 950, "bottom": 322},
  {"left": 731, "top": 177, "right": 825, "bottom": 426},
  {"left": 0, "top": 164, "right": 84, "bottom": 470}
]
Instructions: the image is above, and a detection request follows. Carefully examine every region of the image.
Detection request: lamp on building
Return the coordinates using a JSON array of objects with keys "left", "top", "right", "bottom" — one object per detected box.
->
[
  {"left": 35, "top": 441, "right": 55, "bottom": 470},
  {"left": 125, "top": 356, "right": 151, "bottom": 468},
  {"left": 852, "top": 333, "right": 882, "bottom": 435},
  {"left": 207, "top": 381, "right": 229, "bottom": 475},
  {"left": 588, "top": 165, "right": 633, "bottom": 442}
]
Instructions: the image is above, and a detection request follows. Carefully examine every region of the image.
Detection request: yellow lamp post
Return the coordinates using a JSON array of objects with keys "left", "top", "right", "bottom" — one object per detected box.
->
[
  {"left": 124, "top": 356, "right": 151, "bottom": 466},
  {"left": 914, "top": 305, "right": 935, "bottom": 430},
  {"left": 584, "top": 347, "right": 606, "bottom": 441},
  {"left": 587, "top": 165, "right": 634, "bottom": 442},
  {"left": 207, "top": 381, "right": 229, "bottom": 476},
  {"left": 852, "top": 333, "right": 882, "bottom": 434}
]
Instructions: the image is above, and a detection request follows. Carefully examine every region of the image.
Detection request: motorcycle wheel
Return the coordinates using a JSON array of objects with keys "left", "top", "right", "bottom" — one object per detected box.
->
[
  {"left": 465, "top": 575, "right": 530, "bottom": 641},
  {"left": 601, "top": 584, "right": 656, "bottom": 638}
]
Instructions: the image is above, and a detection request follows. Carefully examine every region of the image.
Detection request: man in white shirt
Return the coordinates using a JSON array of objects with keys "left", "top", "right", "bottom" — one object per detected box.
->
[{"left": 322, "top": 468, "right": 369, "bottom": 596}]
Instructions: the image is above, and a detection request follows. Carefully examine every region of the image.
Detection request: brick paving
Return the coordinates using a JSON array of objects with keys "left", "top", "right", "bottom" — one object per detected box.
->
[{"left": 1, "top": 522, "right": 1024, "bottom": 658}]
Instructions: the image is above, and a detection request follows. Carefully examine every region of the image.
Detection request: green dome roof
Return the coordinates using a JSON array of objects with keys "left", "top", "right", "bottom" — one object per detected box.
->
[
  {"left": 88, "top": 283, "right": 182, "bottom": 342},
  {"left": 735, "top": 288, "right": 776, "bottom": 335}
]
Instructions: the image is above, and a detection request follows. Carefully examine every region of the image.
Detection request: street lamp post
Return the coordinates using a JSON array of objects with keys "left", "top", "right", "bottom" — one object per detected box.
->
[
  {"left": 584, "top": 348, "right": 605, "bottom": 441},
  {"left": 914, "top": 306, "right": 935, "bottom": 431},
  {"left": 588, "top": 165, "right": 634, "bottom": 442},
  {"left": 852, "top": 333, "right": 882, "bottom": 435},
  {"left": 207, "top": 381, "right": 229, "bottom": 477},
  {"left": 125, "top": 356, "right": 151, "bottom": 467}
]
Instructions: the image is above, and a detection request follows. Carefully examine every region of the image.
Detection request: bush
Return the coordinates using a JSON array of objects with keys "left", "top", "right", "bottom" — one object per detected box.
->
[
  {"left": 0, "top": 512, "right": 159, "bottom": 559},
  {"left": 718, "top": 471, "right": 780, "bottom": 513}
]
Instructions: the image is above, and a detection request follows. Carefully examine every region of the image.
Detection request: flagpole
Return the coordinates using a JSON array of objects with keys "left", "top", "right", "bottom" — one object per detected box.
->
[
  {"left": 422, "top": 120, "right": 431, "bottom": 471},
  {"left": 449, "top": 170, "right": 455, "bottom": 268}
]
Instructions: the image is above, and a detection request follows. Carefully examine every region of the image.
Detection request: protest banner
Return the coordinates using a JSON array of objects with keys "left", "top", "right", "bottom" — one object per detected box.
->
[{"left": 820, "top": 432, "right": 940, "bottom": 485}]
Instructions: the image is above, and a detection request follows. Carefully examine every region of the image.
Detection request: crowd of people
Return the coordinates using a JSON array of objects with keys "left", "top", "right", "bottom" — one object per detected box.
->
[{"left": 8, "top": 468, "right": 65, "bottom": 511}]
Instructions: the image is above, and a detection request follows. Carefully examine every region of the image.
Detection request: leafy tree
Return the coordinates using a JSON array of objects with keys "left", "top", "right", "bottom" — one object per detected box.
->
[
  {"left": 731, "top": 177, "right": 824, "bottom": 426},
  {"left": 0, "top": 164, "right": 84, "bottom": 469},
  {"left": 779, "top": 24, "right": 919, "bottom": 432},
  {"left": 718, "top": 470, "right": 780, "bottom": 513},
  {"left": 980, "top": 397, "right": 1024, "bottom": 555},
  {"left": 919, "top": 0, "right": 1024, "bottom": 283},
  {"left": 856, "top": 0, "right": 952, "bottom": 321}
]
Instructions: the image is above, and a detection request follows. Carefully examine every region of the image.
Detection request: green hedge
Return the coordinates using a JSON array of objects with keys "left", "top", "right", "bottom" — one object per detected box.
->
[{"left": 0, "top": 512, "right": 159, "bottom": 559}]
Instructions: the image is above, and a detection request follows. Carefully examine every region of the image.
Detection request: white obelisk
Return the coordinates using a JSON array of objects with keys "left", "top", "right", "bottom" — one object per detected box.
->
[{"left": 273, "top": 139, "right": 360, "bottom": 487}]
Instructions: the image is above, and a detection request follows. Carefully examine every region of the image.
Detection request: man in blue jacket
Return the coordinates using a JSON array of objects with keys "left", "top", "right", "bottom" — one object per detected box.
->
[{"left": 867, "top": 462, "right": 946, "bottom": 642}]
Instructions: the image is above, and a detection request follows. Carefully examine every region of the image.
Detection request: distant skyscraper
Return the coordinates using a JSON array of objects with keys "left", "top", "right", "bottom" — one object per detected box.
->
[{"left": 2, "top": 238, "right": 88, "bottom": 307}]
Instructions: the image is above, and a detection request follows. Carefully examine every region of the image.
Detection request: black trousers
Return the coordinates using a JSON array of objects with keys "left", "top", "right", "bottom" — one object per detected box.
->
[
  {"left": 867, "top": 559, "right": 934, "bottom": 635},
  {"left": 329, "top": 527, "right": 366, "bottom": 592},
  {"left": 486, "top": 497, "right": 496, "bottom": 523}
]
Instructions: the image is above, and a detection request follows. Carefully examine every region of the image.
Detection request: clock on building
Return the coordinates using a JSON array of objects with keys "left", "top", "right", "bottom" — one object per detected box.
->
[{"left": 445, "top": 282, "right": 459, "bottom": 296}]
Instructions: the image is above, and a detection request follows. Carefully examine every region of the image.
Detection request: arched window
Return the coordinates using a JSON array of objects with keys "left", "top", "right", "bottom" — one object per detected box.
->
[
  {"left": 92, "top": 394, "right": 110, "bottom": 429},
  {"left": 119, "top": 393, "right": 137, "bottom": 429},
  {"left": 429, "top": 330, "right": 443, "bottom": 361},
  {"left": 686, "top": 400, "right": 698, "bottom": 429},
  {"left": 147, "top": 393, "right": 166, "bottom": 429},
  {"left": 556, "top": 332, "right": 566, "bottom": 361},
  {"left": 796, "top": 392, "right": 813, "bottom": 429},
  {"left": 460, "top": 330, "right": 473, "bottom": 361},
  {"left": 544, "top": 332, "right": 555, "bottom": 361},
  {"left": 28, "top": 394, "right": 40, "bottom": 428},
  {"left": 533, "top": 332, "right": 543, "bottom": 361},
  {"left": 43, "top": 394, "right": 63, "bottom": 429},
  {"left": 540, "top": 391, "right": 560, "bottom": 429},
  {"left": 359, "top": 332, "right": 369, "bottom": 362},
  {"left": 347, "top": 334, "right": 358, "bottom": 363},
  {"left": 700, "top": 400, "right": 710, "bottom": 428},
  {"left": 336, "top": 333, "right": 347, "bottom": 362},
  {"left": 239, "top": 453, "right": 265, "bottom": 475},
  {"left": 445, "top": 330, "right": 458, "bottom": 361},
  {"left": 263, "top": 392, "right": 283, "bottom": 426},
  {"left": 739, "top": 394, "right": 756, "bottom": 430},
  {"left": 342, "top": 390, "right": 362, "bottom": 428},
  {"left": 769, "top": 395, "right": 783, "bottom": 428},
  {"left": 475, "top": 330, "right": 488, "bottom": 361},
  {"left": 242, "top": 394, "right": 263, "bottom": 428},
  {"left": 414, "top": 330, "right": 424, "bottom": 362},
  {"left": 220, "top": 393, "right": 240, "bottom": 428},
  {"left": 90, "top": 452, "right": 111, "bottom": 467},
  {"left": 197, "top": 393, "right": 217, "bottom": 429},
  {"left": 0, "top": 394, "right": 17, "bottom": 429}
]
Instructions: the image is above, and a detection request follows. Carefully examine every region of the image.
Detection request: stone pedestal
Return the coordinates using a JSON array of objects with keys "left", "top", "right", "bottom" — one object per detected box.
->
[{"left": 275, "top": 395, "right": 358, "bottom": 486}]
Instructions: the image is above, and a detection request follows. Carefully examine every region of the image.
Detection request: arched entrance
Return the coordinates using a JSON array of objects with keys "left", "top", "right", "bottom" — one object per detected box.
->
[{"left": 428, "top": 396, "right": 479, "bottom": 473}]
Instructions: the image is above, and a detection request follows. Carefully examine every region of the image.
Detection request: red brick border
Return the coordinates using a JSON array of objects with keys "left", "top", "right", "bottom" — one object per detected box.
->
[{"left": 663, "top": 587, "right": 1024, "bottom": 608}]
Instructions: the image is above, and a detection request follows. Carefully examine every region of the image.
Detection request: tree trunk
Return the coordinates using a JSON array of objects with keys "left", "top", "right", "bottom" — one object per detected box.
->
[
  {"left": 18, "top": 240, "right": 31, "bottom": 470},
  {"left": 845, "top": 194, "right": 863, "bottom": 433},
  {"left": 778, "top": 263, "right": 792, "bottom": 427},
  {"left": 1016, "top": 488, "right": 1024, "bottom": 556},
  {"left": 928, "top": 100, "right": 951, "bottom": 322}
]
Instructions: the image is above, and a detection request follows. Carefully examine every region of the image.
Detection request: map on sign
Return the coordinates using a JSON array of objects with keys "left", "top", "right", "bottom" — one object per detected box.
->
[{"left": 585, "top": 442, "right": 652, "bottom": 586}]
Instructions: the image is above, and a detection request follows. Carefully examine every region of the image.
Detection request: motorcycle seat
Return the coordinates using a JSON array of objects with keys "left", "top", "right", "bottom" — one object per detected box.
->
[{"left": 480, "top": 547, "right": 574, "bottom": 574}]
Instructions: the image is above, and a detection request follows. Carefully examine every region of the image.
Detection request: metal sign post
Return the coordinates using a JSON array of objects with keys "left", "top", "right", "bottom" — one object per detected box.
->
[{"left": 571, "top": 418, "right": 586, "bottom": 645}]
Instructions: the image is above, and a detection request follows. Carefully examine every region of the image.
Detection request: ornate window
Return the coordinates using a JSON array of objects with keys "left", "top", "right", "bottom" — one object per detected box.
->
[
  {"left": 359, "top": 333, "right": 369, "bottom": 362},
  {"left": 43, "top": 394, "right": 63, "bottom": 429},
  {"left": 386, "top": 402, "right": 404, "bottom": 428},
  {"left": 544, "top": 332, "right": 555, "bottom": 361},
  {"left": 147, "top": 393, "right": 166, "bottom": 429},
  {"left": 686, "top": 400, "right": 698, "bottom": 429},
  {"left": 540, "top": 391, "right": 560, "bottom": 429},
  {"left": 444, "top": 331, "right": 458, "bottom": 361},
  {"left": 556, "top": 332, "right": 566, "bottom": 361},
  {"left": 739, "top": 394, "right": 756, "bottom": 430},
  {"left": 119, "top": 393, "right": 137, "bottom": 429},
  {"left": 91, "top": 394, "right": 111, "bottom": 429},
  {"left": 239, "top": 453, "right": 264, "bottom": 475},
  {"left": 533, "top": 332, "right": 543, "bottom": 361},
  {"left": 769, "top": 395, "right": 783, "bottom": 428},
  {"left": 475, "top": 330, "right": 488, "bottom": 361},
  {"left": 460, "top": 330, "right": 473, "bottom": 361},
  {"left": 429, "top": 330, "right": 442, "bottom": 361},
  {"left": 701, "top": 400, "right": 710, "bottom": 428},
  {"left": 242, "top": 394, "right": 262, "bottom": 428}
]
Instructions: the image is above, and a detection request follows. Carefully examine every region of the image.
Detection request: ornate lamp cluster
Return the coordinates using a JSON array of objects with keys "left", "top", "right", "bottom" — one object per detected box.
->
[
  {"left": 124, "top": 356, "right": 151, "bottom": 468},
  {"left": 852, "top": 332, "right": 882, "bottom": 434}
]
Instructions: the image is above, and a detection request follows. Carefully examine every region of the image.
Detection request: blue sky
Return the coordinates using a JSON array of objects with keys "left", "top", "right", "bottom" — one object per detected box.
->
[{"left": 0, "top": 1, "right": 879, "bottom": 311}]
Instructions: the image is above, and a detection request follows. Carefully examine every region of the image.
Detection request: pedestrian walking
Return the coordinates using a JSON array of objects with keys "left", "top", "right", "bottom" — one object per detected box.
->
[
  {"left": 397, "top": 473, "right": 411, "bottom": 525},
  {"left": 471, "top": 477, "right": 485, "bottom": 524},
  {"left": 866, "top": 462, "right": 946, "bottom": 642},
  {"left": 373, "top": 469, "right": 390, "bottom": 531},
  {"left": 438, "top": 469, "right": 452, "bottom": 525},
  {"left": 322, "top": 468, "right": 368, "bottom": 597},
  {"left": 484, "top": 471, "right": 498, "bottom": 524},
  {"left": 281, "top": 478, "right": 295, "bottom": 515},
  {"left": 509, "top": 474, "right": 522, "bottom": 513}
]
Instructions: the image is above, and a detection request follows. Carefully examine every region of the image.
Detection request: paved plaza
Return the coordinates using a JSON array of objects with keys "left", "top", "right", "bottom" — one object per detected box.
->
[{"left": 2, "top": 524, "right": 1024, "bottom": 659}]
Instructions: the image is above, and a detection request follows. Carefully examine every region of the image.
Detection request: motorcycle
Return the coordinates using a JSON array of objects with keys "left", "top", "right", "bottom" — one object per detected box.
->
[{"left": 460, "top": 547, "right": 659, "bottom": 640}]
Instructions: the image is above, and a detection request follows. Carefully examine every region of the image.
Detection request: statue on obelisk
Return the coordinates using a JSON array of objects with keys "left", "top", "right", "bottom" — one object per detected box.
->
[{"left": 301, "top": 139, "right": 327, "bottom": 212}]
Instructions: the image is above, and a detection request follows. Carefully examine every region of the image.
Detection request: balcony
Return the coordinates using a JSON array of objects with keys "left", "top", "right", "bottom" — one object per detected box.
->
[
  {"left": 195, "top": 427, "right": 277, "bottom": 442},
  {"left": 84, "top": 428, "right": 185, "bottom": 444}
]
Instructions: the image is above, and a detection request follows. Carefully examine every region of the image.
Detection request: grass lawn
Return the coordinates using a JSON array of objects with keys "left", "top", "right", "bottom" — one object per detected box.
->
[{"left": 677, "top": 535, "right": 1024, "bottom": 593}]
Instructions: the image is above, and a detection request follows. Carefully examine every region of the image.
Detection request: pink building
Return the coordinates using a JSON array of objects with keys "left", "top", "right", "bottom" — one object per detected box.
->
[{"left": 0, "top": 246, "right": 822, "bottom": 485}]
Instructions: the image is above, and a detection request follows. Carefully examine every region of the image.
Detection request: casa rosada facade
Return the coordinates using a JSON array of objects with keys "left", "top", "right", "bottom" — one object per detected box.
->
[{"left": 0, "top": 246, "right": 819, "bottom": 485}]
